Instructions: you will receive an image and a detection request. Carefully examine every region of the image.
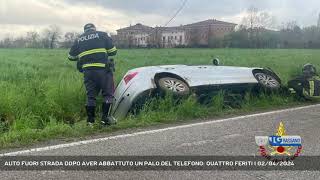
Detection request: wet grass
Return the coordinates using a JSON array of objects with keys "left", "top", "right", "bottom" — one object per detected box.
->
[{"left": 0, "top": 48, "right": 319, "bottom": 149}]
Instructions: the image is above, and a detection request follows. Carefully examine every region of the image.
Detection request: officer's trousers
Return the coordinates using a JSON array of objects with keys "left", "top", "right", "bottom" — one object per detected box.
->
[{"left": 83, "top": 68, "right": 114, "bottom": 107}]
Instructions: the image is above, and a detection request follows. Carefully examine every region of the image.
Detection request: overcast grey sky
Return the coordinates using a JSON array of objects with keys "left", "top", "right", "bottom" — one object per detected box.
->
[{"left": 0, "top": 0, "right": 319, "bottom": 39}]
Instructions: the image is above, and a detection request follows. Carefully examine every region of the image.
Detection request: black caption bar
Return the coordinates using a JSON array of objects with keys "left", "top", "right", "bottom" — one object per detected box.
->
[{"left": 0, "top": 156, "right": 319, "bottom": 171}]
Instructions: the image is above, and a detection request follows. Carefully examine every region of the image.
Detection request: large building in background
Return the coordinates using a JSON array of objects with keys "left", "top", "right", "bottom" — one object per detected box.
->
[
  {"left": 113, "top": 19, "right": 237, "bottom": 48},
  {"left": 114, "top": 23, "right": 154, "bottom": 48}
]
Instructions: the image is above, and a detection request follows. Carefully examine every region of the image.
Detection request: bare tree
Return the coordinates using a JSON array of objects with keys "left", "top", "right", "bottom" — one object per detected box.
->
[
  {"left": 61, "top": 32, "right": 79, "bottom": 48},
  {"left": 242, "top": 6, "right": 258, "bottom": 30},
  {"left": 0, "top": 37, "right": 13, "bottom": 48},
  {"left": 257, "top": 12, "right": 275, "bottom": 29},
  {"left": 12, "top": 37, "right": 27, "bottom": 48},
  {"left": 279, "top": 21, "right": 295, "bottom": 32},
  {"left": 26, "top": 31, "right": 40, "bottom": 48},
  {"left": 42, "top": 25, "right": 62, "bottom": 49},
  {"left": 242, "top": 6, "right": 275, "bottom": 29},
  {"left": 241, "top": 6, "right": 276, "bottom": 48}
]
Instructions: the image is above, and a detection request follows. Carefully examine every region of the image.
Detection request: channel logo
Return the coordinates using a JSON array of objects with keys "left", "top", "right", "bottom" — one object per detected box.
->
[
  {"left": 268, "top": 135, "right": 302, "bottom": 147},
  {"left": 255, "top": 122, "right": 303, "bottom": 159}
]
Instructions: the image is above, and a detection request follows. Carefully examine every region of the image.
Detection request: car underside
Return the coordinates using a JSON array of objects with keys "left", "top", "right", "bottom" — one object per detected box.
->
[{"left": 110, "top": 63, "right": 281, "bottom": 120}]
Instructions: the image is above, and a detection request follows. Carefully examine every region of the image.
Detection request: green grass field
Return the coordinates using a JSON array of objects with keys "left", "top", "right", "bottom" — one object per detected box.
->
[{"left": 0, "top": 48, "right": 319, "bottom": 149}]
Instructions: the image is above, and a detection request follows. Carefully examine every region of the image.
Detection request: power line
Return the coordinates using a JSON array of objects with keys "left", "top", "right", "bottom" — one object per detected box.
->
[
  {"left": 144, "top": 0, "right": 188, "bottom": 40},
  {"left": 163, "top": 0, "right": 188, "bottom": 27}
]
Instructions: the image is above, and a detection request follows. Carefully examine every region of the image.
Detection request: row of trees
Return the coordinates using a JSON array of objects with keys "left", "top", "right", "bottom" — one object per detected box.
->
[
  {"left": 0, "top": 25, "right": 80, "bottom": 49},
  {"left": 221, "top": 24, "right": 320, "bottom": 49}
]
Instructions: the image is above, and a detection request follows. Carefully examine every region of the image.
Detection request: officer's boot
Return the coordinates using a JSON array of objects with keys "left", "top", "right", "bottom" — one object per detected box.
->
[
  {"left": 101, "top": 103, "right": 116, "bottom": 126},
  {"left": 86, "top": 106, "right": 95, "bottom": 126}
]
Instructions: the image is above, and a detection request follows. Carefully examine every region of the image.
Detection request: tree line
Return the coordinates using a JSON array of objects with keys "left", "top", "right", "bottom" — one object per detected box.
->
[
  {"left": 221, "top": 24, "right": 320, "bottom": 49},
  {"left": 0, "top": 25, "right": 80, "bottom": 49}
]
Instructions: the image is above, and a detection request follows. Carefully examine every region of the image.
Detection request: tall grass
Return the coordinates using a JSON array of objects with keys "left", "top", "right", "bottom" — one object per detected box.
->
[{"left": 0, "top": 48, "right": 319, "bottom": 148}]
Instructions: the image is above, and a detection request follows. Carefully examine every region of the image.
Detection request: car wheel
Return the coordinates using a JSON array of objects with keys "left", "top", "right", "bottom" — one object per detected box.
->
[
  {"left": 157, "top": 77, "right": 190, "bottom": 95},
  {"left": 254, "top": 72, "right": 280, "bottom": 89}
]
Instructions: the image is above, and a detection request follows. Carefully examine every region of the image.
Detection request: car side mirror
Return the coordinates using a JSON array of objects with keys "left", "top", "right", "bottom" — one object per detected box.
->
[{"left": 212, "top": 58, "right": 220, "bottom": 66}]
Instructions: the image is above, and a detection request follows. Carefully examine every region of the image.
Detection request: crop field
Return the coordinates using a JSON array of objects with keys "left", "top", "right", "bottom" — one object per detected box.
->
[{"left": 0, "top": 48, "right": 319, "bottom": 148}]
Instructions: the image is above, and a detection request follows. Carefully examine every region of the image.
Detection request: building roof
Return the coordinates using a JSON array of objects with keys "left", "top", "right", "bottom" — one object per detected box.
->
[
  {"left": 183, "top": 19, "right": 237, "bottom": 28},
  {"left": 117, "top": 23, "right": 154, "bottom": 32},
  {"left": 156, "top": 26, "right": 185, "bottom": 32},
  {"left": 116, "top": 19, "right": 237, "bottom": 33}
]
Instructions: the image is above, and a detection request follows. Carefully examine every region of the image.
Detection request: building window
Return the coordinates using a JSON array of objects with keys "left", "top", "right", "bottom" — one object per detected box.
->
[
  {"left": 163, "top": 36, "right": 166, "bottom": 42},
  {"left": 175, "top": 36, "right": 177, "bottom": 40}
]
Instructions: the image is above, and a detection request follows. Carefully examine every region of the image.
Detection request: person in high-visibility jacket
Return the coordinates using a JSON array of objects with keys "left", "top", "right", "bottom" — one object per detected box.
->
[
  {"left": 288, "top": 63, "right": 320, "bottom": 100},
  {"left": 68, "top": 23, "right": 117, "bottom": 126}
]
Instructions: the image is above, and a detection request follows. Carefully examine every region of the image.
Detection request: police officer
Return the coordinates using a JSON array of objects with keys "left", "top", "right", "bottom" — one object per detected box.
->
[
  {"left": 68, "top": 23, "right": 117, "bottom": 126},
  {"left": 288, "top": 63, "right": 320, "bottom": 100}
]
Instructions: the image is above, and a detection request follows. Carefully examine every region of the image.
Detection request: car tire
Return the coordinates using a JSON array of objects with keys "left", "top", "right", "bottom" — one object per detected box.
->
[
  {"left": 254, "top": 71, "right": 281, "bottom": 90},
  {"left": 157, "top": 77, "right": 190, "bottom": 96}
]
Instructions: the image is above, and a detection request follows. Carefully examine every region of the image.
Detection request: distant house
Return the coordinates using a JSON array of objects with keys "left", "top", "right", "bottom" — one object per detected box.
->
[
  {"left": 114, "top": 23, "right": 154, "bottom": 48},
  {"left": 156, "top": 26, "right": 187, "bottom": 48},
  {"left": 114, "top": 19, "right": 237, "bottom": 48},
  {"left": 183, "top": 19, "right": 237, "bottom": 47}
]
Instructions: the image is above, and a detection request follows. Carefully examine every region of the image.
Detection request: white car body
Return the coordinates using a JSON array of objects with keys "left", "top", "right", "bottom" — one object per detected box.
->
[{"left": 111, "top": 65, "right": 279, "bottom": 120}]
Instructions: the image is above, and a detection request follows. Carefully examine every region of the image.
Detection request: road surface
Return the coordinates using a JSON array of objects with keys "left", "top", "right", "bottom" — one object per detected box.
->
[{"left": 1, "top": 104, "right": 320, "bottom": 179}]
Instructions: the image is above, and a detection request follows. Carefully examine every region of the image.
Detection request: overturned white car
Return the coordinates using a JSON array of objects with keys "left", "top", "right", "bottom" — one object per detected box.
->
[{"left": 110, "top": 61, "right": 281, "bottom": 120}]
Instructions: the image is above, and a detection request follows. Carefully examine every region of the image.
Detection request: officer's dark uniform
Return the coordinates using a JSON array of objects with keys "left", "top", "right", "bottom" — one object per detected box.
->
[
  {"left": 288, "top": 64, "right": 320, "bottom": 100},
  {"left": 68, "top": 23, "right": 117, "bottom": 125}
]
